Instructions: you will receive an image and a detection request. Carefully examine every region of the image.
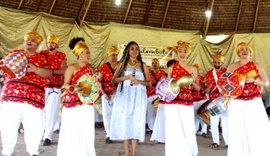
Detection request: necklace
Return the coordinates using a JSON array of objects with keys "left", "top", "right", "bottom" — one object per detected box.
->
[{"left": 128, "top": 60, "right": 138, "bottom": 66}]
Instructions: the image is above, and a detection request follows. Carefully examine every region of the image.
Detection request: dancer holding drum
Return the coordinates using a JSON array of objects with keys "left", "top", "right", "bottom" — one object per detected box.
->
[
  {"left": 57, "top": 37, "right": 97, "bottom": 156},
  {"left": 110, "top": 41, "right": 151, "bottom": 156},
  {"left": 146, "top": 58, "right": 166, "bottom": 134},
  {"left": 226, "top": 42, "right": 270, "bottom": 156},
  {"left": 41, "top": 34, "right": 67, "bottom": 146},
  {"left": 204, "top": 52, "right": 228, "bottom": 149},
  {"left": 163, "top": 41, "right": 200, "bottom": 156},
  {"left": 0, "top": 32, "right": 52, "bottom": 156},
  {"left": 97, "top": 46, "right": 119, "bottom": 144}
]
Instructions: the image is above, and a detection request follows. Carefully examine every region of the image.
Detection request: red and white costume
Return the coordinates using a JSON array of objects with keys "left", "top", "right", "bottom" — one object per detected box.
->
[
  {"left": 163, "top": 61, "right": 198, "bottom": 156},
  {"left": 57, "top": 64, "right": 96, "bottom": 156},
  {"left": 0, "top": 50, "right": 48, "bottom": 156},
  {"left": 41, "top": 50, "right": 66, "bottom": 141},
  {"left": 205, "top": 67, "right": 229, "bottom": 146},
  {"left": 98, "top": 62, "right": 117, "bottom": 138},
  {"left": 227, "top": 61, "right": 270, "bottom": 156}
]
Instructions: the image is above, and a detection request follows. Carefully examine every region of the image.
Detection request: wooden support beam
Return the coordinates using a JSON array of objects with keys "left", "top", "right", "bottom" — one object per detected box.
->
[
  {"left": 49, "top": 0, "right": 57, "bottom": 14},
  {"left": 143, "top": 0, "right": 153, "bottom": 24},
  {"left": 123, "top": 0, "right": 133, "bottom": 24},
  {"left": 203, "top": 0, "right": 215, "bottom": 38},
  {"left": 17, "top": 0, "right": 24, "bottom": 9},
  {"left": 253, "top": 0, "right": 261, "bottom": 32},
  {"left": 161, "top": 0, "right": 171, "bottom": 28},
  {"left": 235, "top": 0, "right": 243, "bottom": 32},
  {"left": 77, "top": 0, "right": 93, "bottom": 27}
]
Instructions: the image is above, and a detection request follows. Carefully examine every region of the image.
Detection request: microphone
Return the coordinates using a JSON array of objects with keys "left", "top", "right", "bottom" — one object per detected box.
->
[{"left": 130, "top": 68, "right": 136, "bottom": 86}]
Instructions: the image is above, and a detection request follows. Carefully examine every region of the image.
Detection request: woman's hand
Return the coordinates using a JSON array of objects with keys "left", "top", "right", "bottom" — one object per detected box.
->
[{"left": 245, "top": 77, "right": 255, "bottom": 83}]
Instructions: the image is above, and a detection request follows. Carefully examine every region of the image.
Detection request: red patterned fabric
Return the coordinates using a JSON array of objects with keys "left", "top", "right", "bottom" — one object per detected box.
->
[
  {"left": 41, "top": 50, "right": 66, "bottom": 88},
  {"left": 205, "top": 67, "right": 227, "bottom": 101},
  {"left": 234, "top": 61, "right": 260, "bottom": 100},
  {"left": 192, "top": 75, "right": 206, "bottom": 101},
  {"left": 147, "top": 69, "right": 167, "bottom": 97},
  {"left": 63, "top": 64, "right": 94, "bottom": 108},
  {"left": 1, "top": 50, "right": 48, "bottom": 109},
  {"left": 98, "top": 62, "right": 117, "bottom": 96},
  {"left": 163, "top": 61, "right": 193, "bottom": 106}
]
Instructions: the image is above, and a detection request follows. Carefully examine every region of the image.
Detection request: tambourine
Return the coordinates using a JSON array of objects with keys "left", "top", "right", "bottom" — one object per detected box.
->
[
  {"left": 0, "top": 51, "right": 28, "bottom": 79},
  {"left": 77, "top": 74, "right": 100, "bottom": 104}
]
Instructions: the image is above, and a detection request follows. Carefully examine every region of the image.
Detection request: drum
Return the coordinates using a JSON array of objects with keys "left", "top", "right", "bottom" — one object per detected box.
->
[
  {"left": 206, "top": 96, "right": 231, "bottom": 116},
  {"left": 77, "top": 74, "right": 100, "bottom": 104},
  {"left": 197, "top": 100, "right": 211, "bottom": 125},
  {"left": 155, "top": 78, "right": 178, "bottom": 102},
  {"left": 0, "top": 51, "right": 28, "bottom": 79},
  {"left": 151, "top": 97, "right": 160, "bottom": 112},
  {"left": 217, "top": 72, "right": 245, "bottom": 97},
  {"left": 155, "top": 75, "right": 193, "bottom": 102}
]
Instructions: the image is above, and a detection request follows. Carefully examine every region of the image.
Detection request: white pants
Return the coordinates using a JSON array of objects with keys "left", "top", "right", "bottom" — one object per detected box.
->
[
  {"left": 151, "top": 104, "right": 165, "bottom": 143},
  {"left": 146, "top": 95, "right": 158, "bottom": 130},
  {"left": 210, "top": 109, "right": 229, "bottom": 145},
  {"left": 0, "top": 102, "right": 44, "bottom": 156},
  {"left": 193, "top": 99, "right": 208, "bottom": 134},
  {"left": 101, "top": 95, "right": 114, "bottom": 137},
  {"left": 43, "top": 88, "right": 61, "bottom": 140},
  {"left": 227, "top": 98, "right": 270, "bottom": 156},
  {"left": 57, "top": 104, "right": 96, "bottom": 156},
  {"left": 165, "top": 104, "right": 198, "bottom": 156}
]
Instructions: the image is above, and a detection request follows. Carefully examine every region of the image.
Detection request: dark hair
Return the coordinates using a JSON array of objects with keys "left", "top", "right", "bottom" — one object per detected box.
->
[
  {"left": 166, "top": 59, "right": 176, "bottom": 68},
  {"left": 68, "top": 37, "right": 85, "bottom": 50},
  {"left": 114, "top": 41, "right": 146, "bottom": 91}
]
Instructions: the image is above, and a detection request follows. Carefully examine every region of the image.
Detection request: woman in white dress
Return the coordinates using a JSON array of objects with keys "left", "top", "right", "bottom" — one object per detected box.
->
[{"left": 110, "top": 41, "right": 151, "bottom": 156}]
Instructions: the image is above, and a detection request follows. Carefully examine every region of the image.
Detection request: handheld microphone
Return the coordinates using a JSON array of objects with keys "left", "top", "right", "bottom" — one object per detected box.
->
[{"left": 130, "top": 69, "right": 136, "bottom": 86}]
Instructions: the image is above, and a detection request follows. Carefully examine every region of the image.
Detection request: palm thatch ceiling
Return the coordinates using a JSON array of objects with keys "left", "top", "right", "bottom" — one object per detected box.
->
[{"left": 1, "top": 0, "right": 270, "bottom": 36}]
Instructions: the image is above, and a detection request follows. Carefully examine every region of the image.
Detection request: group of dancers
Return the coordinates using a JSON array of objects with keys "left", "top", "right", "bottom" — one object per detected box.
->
[{"left": 0, "top": 31, "right": 270, "bottom": 156}]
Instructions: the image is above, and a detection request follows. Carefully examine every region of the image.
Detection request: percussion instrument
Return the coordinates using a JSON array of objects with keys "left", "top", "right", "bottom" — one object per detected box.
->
[
  {"left": 206, "top": 96, "right": 231, "bottom": 116},
  {"left": 217, "top": 72, "right": 245, "bottom": 97},
  {"left": 77, "top": 74, "right": 100, "bottom": 104},
  {"left": 197, "top": 100, "right": 211, "bottom": 125},
  {"left": 156, "top": 75, "right": 193, "bottom": 102},
  {"left": 0, "top": 51, "right": 28, "bottom": 79},
  {"left": 151, "top": 97, "right": 160, "bottom": 112}
]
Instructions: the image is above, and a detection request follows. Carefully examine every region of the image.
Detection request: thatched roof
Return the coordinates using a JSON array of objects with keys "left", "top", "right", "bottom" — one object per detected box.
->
[{"left": 1, "top": 0, "right": 269, "bottom": 36}]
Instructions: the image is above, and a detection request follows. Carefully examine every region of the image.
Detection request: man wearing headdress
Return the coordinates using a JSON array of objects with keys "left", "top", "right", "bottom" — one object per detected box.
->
[
  {"left": 97, "top": 46, "right": 119, "bottom": 144},
  {"left": 162, "top": 40, "right": 200, "bottom": 156},
  {"left": 146, "top": 58, "right": 166, "bottom": 133},
  {"left": 192, "top": 64, "right": 208, "bottom": 136},
  {"left": 204, "top": 52, "right": 228, "bottom": 149},
  {"left": 0, "top": 32, "right": 53, "bottom": 156},
  {"left": 41, "top": 34, "right": 67, "bottom": 146}
]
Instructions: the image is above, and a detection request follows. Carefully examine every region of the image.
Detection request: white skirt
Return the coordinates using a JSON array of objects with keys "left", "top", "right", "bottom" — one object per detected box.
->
[
  {"left": 57, "top": 105, "right": 96, "bottom": 156},
  {"left": 227, "top": 97, "right": 270, "bottom": 156},
  {"left": 165, "top": 104, "right": 198, "bottom": 156}
]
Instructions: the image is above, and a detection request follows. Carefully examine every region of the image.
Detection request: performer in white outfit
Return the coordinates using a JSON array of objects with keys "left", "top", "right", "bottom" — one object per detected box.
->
[
  {"left": 204, "top": 53, "right": 229, "bottom": 149},
  {"left": 57, "top": 38, "right": 96, "bottom": 156},
  {"left": 110, "top": 41, "right": 151, "bottom": 156},
  {"left": 97, "top": 46, "right": 119, "bottom": 143},
  {"left": 226, "top": 42, "right": 270, "bottom": 156},
  {"left": 0, "top": 32, "right": 52, "bottom": 156},
  {"left": 163, "top": 41, "right": 200, "bottom": 156},
  {"left": 41, "top": 35, "right": 67, "bottom": 146}
]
